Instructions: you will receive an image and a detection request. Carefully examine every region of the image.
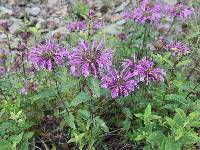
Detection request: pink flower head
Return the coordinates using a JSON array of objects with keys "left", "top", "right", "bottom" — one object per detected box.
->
[
  {"left": 124, "top": 0, "right": 162, "bottom": 24},
  {"left": 68, "top": 40, "right": 112, "bottom": 78},
  {"left": 134, "top": 57, "right": 166, "bottom": 84},
  {"left": 101, "top": 66, "right": 138, "bottom": 99},
  {"left": 165, "top": 3, "right": 192, "bottom": 21},
  {"left": 28, "top": 40, "right": 67, "bottom": 71},
  {"left": 167, "top": 41, "right": 190, "bottom": 56},
  {"left": 92, "top": 19, "right": 103, "bottom": 30},
  {"left": 66, "top": 21, "right": 87, "bottom": 32}
]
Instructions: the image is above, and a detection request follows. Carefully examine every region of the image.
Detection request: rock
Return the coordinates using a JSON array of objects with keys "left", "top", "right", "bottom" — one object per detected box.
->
[
  {"left": 116, "top": 19, "right": 126, "bottom": 26},
  {"left": 104, "top": 24, "right": 122, "bottom": 35},
  {"left": 0, "top": 6, "right": 13, "bottom": 15},
  {"left": 163, "top": 0, "right": 177, "bottom": 5},
  {"left": 14, "top": 0, "right": 27, "bottom": 6},
  {"left": 36, "top": 18, "right": 47, "bottom": 29},
  {"left": 46, "top": 27, "right": 68, "bottom": 39},
  {"left": 9, "top": 19, "right": 23, "bottom": 34},
  {"left": 47, "top": 0, "right": 59, "bottom": 8},
  {"left": 25, "top": 6, "right": 41, "bottom": 17},
  {"left": 47, "top": 19, "right": 58, "bottom": 30},
  {"left": 31, "top": 0, "right": 41, "bottom": 4}
]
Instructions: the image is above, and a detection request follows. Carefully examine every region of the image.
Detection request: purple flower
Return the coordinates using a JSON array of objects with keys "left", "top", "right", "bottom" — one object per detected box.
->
[
  {"left": 101, "top": 66, "right": 138, "bottom": 99},
  {"left": 134, "top": 57, "right": 166, "bottom": 84},
  {"left": 0, "top": 66, "right": 4, "bottom": 77},
  {"left": 167, "top": 41, "right": 190, "bottom": 56},
  {"left": 124, "top": 0, "right": 162, "bottom": 24},
  {"left": 28, "top": 40, "right": 67, "bottom": 71},
  {"left": 66, "top": 21, "right": 87, "bottom": 32},
  {"left": 20, "top": 81, "right": 37, "bottom": 95},
  {"left": 68, "top": 40, "right": 112, "bottom": 78},
  {"left": 92, "top": 19, "right": 103, "bottom": 30},
  {"left": 123, "top": 10, "right": 135, "bottom": 21},
  {"left": 165, "top": 3, "right": 192, "bottom": 21},
  {"left": 118, "top": 33, "right": 127, "bottom": 41},
  {"left": 1, "top": 21, "right": 9, "bottom": 32}
]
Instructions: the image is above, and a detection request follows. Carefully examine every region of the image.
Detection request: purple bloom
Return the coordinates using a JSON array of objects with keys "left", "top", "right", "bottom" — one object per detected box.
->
[
  {"left": 28, "top": 40, "right": 67, "bottom": 71},
  {"left": 68, "top": 40, "right": 112, "bottom": 78},
  {"left": 66, "top": 21, "right": 87, "bottom": 32},
  {"left": 167, "top": 41, "right": 190, "bottom": 56},
  {"left": 0, "top": 66, "right": 4, "bottom": 77},
  {"left": 1, "top": 21, "right": 9, "bottom": 32},
  {"left": 123, "top": 10, "right": 135, "bottom": 21},
  {"left": 20, "top": 81, "right": 37, "bottom": 95},
  {"left": 118, "top": 33, "right": 127, "bottom": 41},
  {"left": 124, "top": 0, "right": 162, "bottom": 24},
  {"left": 134, "top": 57, "right": 166, "bottom": 84},
  {"left": 101, "top": 66, "right": 138, "bottom": 99},
  {"left": 92, "top": 19, "right": 103, "bottom": 30},
  {"left": 165, "top": 3, "right": 192, "bottom": 21}
]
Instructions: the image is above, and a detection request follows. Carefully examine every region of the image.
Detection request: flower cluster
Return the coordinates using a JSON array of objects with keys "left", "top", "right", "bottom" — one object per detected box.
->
[
  {"left": 167, "top": 41, "right": 190, "bottom": 56},
  {"left": 165, "top": 3, "right": 192, "bottom": 21},
  {"left": 124, "top": 1, "right": 192, "bottom": 26},
  {"left": 66, "top": 21, "right": 87, "bottom": 32},
  {"left": 100, "top": 56, "right": 166, "bottom": 98},
  {"left": 28, "top": 40, "right": 67, "bottom": 71},
  {"left": 134, "top": 57, "right": 166, "bottom": 85},
  {"left": 101, "top": 66, "right": 138, "bottom": 98},
  {"left": 68, "top": 40, "right": 112, "bottom": 78},
  {"left": 124, "top": 0, "right": 162, "bottom": 24}
]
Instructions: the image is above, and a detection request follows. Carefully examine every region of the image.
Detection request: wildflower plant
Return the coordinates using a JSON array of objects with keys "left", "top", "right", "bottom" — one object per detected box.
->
[{"left": 0, "top": 1, "right": 200, "bottom": 150}]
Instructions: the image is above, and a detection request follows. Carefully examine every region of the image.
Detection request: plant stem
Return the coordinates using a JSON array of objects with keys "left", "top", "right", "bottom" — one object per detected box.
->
[{"left": 52, "top": 70, "right": 68, "bottom": 112}]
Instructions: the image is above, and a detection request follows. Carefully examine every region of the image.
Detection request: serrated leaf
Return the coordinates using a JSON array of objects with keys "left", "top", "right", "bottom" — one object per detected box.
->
[
  {"left": 122, "top": 108, "right": 132, "bottom": 119},
  {"left": 175, "top": 128, "right": 183, "bottom": 141},
  {"left": 71, "top": 92, "right": 90, "bottom": 107},
  {"left": 94, "top": 116, "right": 109, "bottom": 132},
  {"left": 20, "top": 140, "right": 29, "bottom": 150},
  {"left": 135, "top": 134, "right": 145, "bottom": 141},
  {"left": 176, "top": 60, "right": 191, "bottom": 67},
  {"left": 60, "top": 79, "right": 78, "bottom": 93},
  {"left": 64, "top": 112, "right": 76, "bottom": 129},
  {"left": 144, "top": 104, "right": 151, "bottom": 125},
  {"left": 89, "top": 78, "right": 100, "bottom": 97},
  {"left": 32, "top": 88, "right": 56, "bottom": 103},
  {"left": 0, "top": 140, "right": 11, "bottom": 150},
  {"left": 166, "top": 94, "right": 187, "bottom": 105},
  {"left": 78, "top": 109, "right": 90, "bottom": 119}
]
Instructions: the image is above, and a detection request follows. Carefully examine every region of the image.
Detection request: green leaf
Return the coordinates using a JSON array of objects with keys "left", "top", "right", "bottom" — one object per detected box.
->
[
  {"left": 175, "top": 128, "right": 183, "bottom": 141},
  {"left": 0, "top": 140, "right": 11, "bottom": 150},
  {"left": 94, "top": 116, "right": 109, "bottom": 132},
  {"left": 89, "top": 78, "right": 100, "bottom": 97},
  {"left": 32, "top": 88, "right": 56, "bottom": 103},
  {"left": 20, "top": 140, "right": 29, "bottom": 150},
  {"left": 122, "top": 108, "right": 132, "bottom": 119},
  {"left": 166, "top": 94, "right": 187, "bottom": 105},
  {"left": 78, "top": 109, "right": 90, "bottom": 119},
  {"left": 14, "top": 132, "right": 23, "bottom": 145},
  {"left": 60, "top": 79, "right": 78, "bottom": 93},
  {"left": 176, "top": 60, "right": 191, "bottom": 67},
  {"left": 134, "top": 134, "right": 145, "bottom": 141},
  {"left": 144, "top": 104, "right": 151, "bottom": 125},
  {"left": 71, "top": 92, "right": 90, "bottom": 107},
  {"left": 64, "top": 112, "right": 76, "bottom": 129}
]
